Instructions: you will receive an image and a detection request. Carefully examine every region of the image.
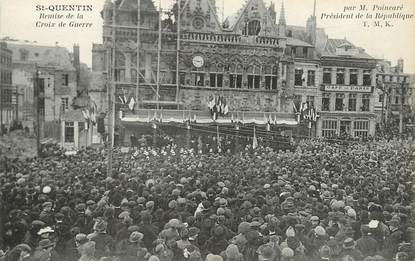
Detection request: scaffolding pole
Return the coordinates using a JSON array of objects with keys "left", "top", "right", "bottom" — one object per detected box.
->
[
  {"left": 135, "top": 0, "right": 140, "bottom": 111},
  {"left": 156, "top": 1, "right": 162, "bottom": 110},
  {"left": 107, "top": 4, "right": 116, "bottom": 177},
  {"left": 175, "top": 0, "right": 181, "bottom": 109}
]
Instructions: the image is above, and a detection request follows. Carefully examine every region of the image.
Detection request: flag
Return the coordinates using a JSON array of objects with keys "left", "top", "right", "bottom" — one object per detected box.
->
[
  {"left": 293, "top": 101, "right": 298, "bottom": 113},
  {"left": 302, "top": 102, "right": 308, "bottom": 113},
  {"left": 208, "top": 96, "right": 215, "bottom": 110},
  {"left": 128, "top": 97, "right": 136, "bottom": 111},
  {"left": 118, "top": 96, "right": 125, "bottom": 104},
  {"left": 217, "top": 97, "right": 222, "bottom": 114},
  {"left": 252, "top": 126, "right": 258, "bottom": 149},
  {"left": 81, "top": 109, "right": 88, "bottom": 120}
]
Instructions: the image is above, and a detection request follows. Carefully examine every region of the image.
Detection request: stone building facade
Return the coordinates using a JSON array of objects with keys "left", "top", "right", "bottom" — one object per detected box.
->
[
  {"left": 316, "top": 39, "right": 378, "bottom": 138},
  {"left": 4, "top": 39, "right": 78, "bottom": 135},
  {"left": 90, "top": 0, "right": 393, "bottom": 139},
  {"left": 375, "top": 59, "right": 412, "bottom": 128},
  {"left": 92, "top": 0, "right": 306, "bottom": 125},
  {"left": 0, "top": 42, "right": 14, "bottom": 131}
]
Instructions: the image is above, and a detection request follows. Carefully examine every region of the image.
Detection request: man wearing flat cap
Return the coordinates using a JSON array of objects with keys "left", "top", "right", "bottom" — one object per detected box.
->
[{"left": 39, "top": 202, "right": 54, "bottom": 226}]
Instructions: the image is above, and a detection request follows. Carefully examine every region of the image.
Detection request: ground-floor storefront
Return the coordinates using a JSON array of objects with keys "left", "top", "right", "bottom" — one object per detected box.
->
[{"left": 316, "top": 112, "right": 376, "bottom": 138}]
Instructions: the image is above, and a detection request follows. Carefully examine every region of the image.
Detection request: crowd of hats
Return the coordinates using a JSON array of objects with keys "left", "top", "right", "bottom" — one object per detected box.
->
[{"left": 0, "top": 137, "right": 414, "bottom": 261}]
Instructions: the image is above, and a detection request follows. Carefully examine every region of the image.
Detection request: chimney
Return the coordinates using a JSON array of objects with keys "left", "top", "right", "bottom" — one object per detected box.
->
[
  {"left": 397, "top": 58, "right": 404, "bottom": 73},
  {"left": 73, "top": 44, "right": 81, "bottom": 91}
]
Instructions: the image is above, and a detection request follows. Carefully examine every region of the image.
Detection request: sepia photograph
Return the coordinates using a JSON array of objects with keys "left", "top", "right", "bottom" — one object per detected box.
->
[{"left": 0, "top": 0, "right": 415, "bottom": 260}]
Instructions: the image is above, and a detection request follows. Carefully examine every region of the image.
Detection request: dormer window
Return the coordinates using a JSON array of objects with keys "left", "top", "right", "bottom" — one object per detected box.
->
[{"left": 243, "top": 20, "right": 261, "bottom": 36}]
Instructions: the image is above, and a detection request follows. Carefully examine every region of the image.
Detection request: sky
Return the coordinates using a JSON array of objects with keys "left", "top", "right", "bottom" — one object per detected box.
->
[{"left": 1, "top": 0, "right": 415, "bottom": 73}]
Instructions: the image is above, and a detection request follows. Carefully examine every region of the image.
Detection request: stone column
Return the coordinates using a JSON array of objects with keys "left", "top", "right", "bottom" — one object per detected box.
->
[
  {"left": 358, "top": 69, "right": 364, "bottom": 85},
  {"left": 61, "top": 120, "right": 65, "bottom": 147},
  {"left": 74, "top": 121, "right": 79, "bottom": 149},
  {"left": 344, "top": 68, "right": 350, "bottom": 85},
  {"left": 331, "top": 67, "right": 337, "bottom": 84}
]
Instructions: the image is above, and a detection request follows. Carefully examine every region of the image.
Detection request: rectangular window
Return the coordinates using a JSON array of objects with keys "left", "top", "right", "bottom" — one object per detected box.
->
[
  {"left": 210, "top": 74, "right": 216, "bottom": 87},
  {"left": 303, "top": 47, "right": 308, "bottom": 58},
  {"left": 378, "top": 94, "right": 384, "bottom": 103},
  {"left": 179, "top": 72, "right": 185, "bottom": 85},
  {"left": 247, "top": 75, "right": 261, "bottom": 89},
  {"left": 322, "top": 93, "right": 330, "bottom": 111},
  {"left": 61, "top": 97, "right": 69, "bottom": 111},
  {"left": 363, "top": 70, "right": 371, "bottom": 86},
  {"left": 210, "top": 73, "right": 223, "bottom": 88},
  {"left": 354, "top": 120, "right": 369, "bottom": 138},
  {"left": 295, "top": 69, "right": 303, "bottom": 86},
  {"left": 265, "top": 76, "right": 271, "bottom": 90},
  {"left": 230, "top": 74, "right": 242, "bottom": 89},
  {"left": 322, "top": 120, "right": 338, "bottom": 137},
  {"left": 115, "top": 69, "right": 125, "bottom": 82},
  {"left": 62, "top": 74, "right": 69, "bottom": 86},
  {"left": 361, "top": 94, "right": 370, "bottom": 111},
  {"left": 336, "top": 68, "right": 345, "bottom": 84},
  {"left": 335, "top": 93, "right": 344, "bottom": 111},
  {"left": 194, "top": 73, "right": 204, "bottom": 86},
  {"left": 348, "top": 94, "right": 357, "bottom": 111},
  {"left": 306, "top": 96, "right": 315, "bottom": 108},
  {"left": 395, "top": 95, "right": 400, "bottom": 104},
  {"left": 350, "top": 69, "right": 358, "bottom": 85},
  {"left": 307, "top": 70, "right": 315, "bottom": 86},
  {"left": 65, "top": 122, "right": 74, "bottom": 143},
  {"left": 323, "top": 68, "right": 332, "bottom": 84}
]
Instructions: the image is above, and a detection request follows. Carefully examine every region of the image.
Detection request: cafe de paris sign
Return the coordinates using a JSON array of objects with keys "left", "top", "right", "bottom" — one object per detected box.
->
[{"left": 324, "top": 85, "right": 372, "bottom": 93}]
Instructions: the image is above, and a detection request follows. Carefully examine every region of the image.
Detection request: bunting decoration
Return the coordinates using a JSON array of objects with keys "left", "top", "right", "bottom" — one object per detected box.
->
[
  {"left": 299, "top": 101, "right": 319, "bottom": 123},
  {"left": 81, "top": 101, "right": 97, "bottom": 124},
  {"left": 207, "top": 95, "right": 230, "bottom": 120}
]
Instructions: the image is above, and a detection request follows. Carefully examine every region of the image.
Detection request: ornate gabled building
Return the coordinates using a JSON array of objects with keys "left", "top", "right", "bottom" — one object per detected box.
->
[
  {"left": 90, "top": 0, "right": 386, "bottom": 143},
  {"left": 91, "top": 0, "right": 301, "bottom": 142}
]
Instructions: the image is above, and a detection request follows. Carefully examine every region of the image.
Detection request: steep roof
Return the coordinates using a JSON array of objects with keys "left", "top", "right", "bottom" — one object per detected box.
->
[
  {"left": 286, "top": 25, "right": 327, "bottom": 51},
  {"left": 5, "top": 41, "right": 75, "bottom": 71},
  {"left": 180, "top": 0, "right": 223, "bottom": 32},
  {"left": 322, "top": 38, "right": 374, "bottom": 59},
  {"left": 229, "top": 0, "right": 278, "bottom": 35},
  {"left": 286, "top": 37, "right": 312, "bottom": 47}
]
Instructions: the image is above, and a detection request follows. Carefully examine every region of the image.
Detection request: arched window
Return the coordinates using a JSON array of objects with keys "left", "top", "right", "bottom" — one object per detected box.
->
[
  {"left": 229, "top": 63, "right": 243, "bottom": 88},
  {"left": 265, "top": 65, "right": 278, "bottom": 90},
  {"left": 243, "top": 20, "right": 261, "bottom": 36},
  {"left": 209, "top": 63, "right": 224, "bottom": 88},
  {"left": 247, "top": 65, "right": 261, "bottom": 89}
]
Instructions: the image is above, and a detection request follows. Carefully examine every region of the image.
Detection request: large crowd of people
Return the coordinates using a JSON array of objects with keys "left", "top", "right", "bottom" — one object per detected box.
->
[{"left": 0, "top": 136, "right": 414, "bottom": 261}]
